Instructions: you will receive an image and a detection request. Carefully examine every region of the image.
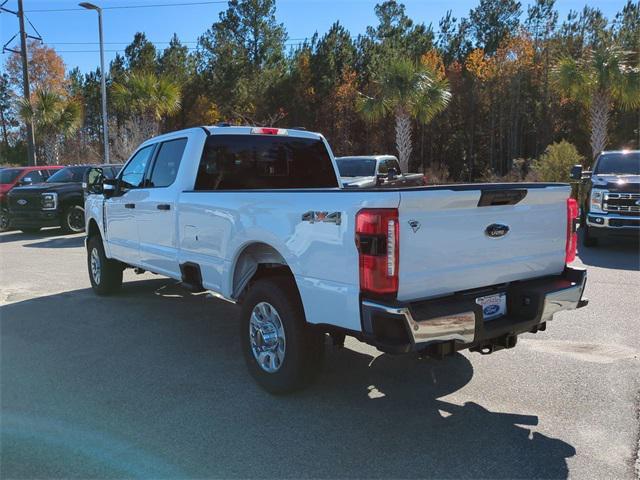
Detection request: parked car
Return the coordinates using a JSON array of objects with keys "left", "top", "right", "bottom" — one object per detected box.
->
[
  {"left": 570, "top": 150, "right": 640, "bottom": 246},
  {"left": 336, "top": 155, "right": 425, "bottom": 188},
  {"left": 7, "top": 164, "right": 121, "bottom": 234},
  {"left": 0, "top": 165, "right": 63, "bottom": 231},
  {"left": 85, "top": 126, "right": 587, "bottom": 393}
]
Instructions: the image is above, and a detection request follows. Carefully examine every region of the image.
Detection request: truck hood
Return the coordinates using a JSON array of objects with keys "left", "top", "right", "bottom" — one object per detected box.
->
[
  {"left": 591, "top": 174, "right": 640, "bottom": 192},
  {"left": 8, "top": 182, "right": 81, "bottom": 195}
]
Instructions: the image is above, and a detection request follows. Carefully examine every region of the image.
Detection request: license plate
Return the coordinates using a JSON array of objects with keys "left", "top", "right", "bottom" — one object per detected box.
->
[{"left": 476, "top": 293, "right": 506, "bottom": 321}]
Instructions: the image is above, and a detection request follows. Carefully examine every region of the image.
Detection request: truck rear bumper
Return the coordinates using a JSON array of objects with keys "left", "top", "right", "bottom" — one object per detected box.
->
[{"left": 360, "top": 266, "right": 588, "bottom": 355}]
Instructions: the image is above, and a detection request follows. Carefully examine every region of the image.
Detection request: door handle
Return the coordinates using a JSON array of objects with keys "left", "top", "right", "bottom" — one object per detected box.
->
[
  {"left": 157, "top": 204, "right": 171, "bottom": 211},
  {"left": 124, "top": 203, "right": 135, "bottom": 209}
]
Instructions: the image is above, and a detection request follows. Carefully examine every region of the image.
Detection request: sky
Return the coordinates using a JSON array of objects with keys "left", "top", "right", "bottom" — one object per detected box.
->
[{"left": 0, "top": 0, "right": 630, "bottom": 74}]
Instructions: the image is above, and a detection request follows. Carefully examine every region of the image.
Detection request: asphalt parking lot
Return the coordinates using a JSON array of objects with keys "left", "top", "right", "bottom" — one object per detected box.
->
[{"left": 1, "top": 228, "right": 639, "bottom": 479}]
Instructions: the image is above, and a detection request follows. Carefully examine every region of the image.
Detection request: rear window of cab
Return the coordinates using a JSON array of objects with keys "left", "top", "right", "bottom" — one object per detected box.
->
[{"left": 195, "top": 135, "right": 338, "bottom": 190}]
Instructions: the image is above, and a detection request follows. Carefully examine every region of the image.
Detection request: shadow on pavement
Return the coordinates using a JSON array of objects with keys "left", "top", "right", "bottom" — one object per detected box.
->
[
  {"left": 0, "top": 279, "right": 575, "bottom": 479},
  {"left": 0, "top": 228, "right": 69, "bottom": 244},
  {"left": 23, "top": 235, "right": 85, "bottom": 249},
  {"left": 577, "top": 228, "right": 640, "bottom": 271}
]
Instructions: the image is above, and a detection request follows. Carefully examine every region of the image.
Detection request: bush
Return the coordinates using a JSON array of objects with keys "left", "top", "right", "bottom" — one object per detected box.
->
[{"left": 531, "top": 140, "right": 584, "bottom": 182}]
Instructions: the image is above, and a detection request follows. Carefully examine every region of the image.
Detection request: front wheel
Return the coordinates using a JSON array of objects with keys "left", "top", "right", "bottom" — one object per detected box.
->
[
  {"left": 582, "top": 223, "right": 598, "bottom": 247},
  {"left": 62, "top": 205, "right": 85, "bottom": 233},
  {"left": 240, "top": 276, "right": 324, "bottom": 394},
  {"left": 87, "top": 235, "right": 123, "bottom": 295},
  {"left": 0, "top": 209, "right": 11, "bottom": 232}
]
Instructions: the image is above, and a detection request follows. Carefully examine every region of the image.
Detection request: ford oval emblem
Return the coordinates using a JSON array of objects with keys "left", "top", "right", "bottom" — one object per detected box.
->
[
  {"left": 636, "top": 199, "right": 640, "bottom": 206},
  {"left": 17, "top": 199, "right": 27, "bottom": 206},
  {"left": 484, "top": 304, "right": 500, "bottom": 316},
  {"left": 485, "top": 223, "right": 510, "bottom": 238}
]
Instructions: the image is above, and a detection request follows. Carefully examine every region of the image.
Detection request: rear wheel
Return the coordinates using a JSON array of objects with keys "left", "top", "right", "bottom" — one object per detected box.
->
[
  {"left": 62, "top": 205, "right": 85, "bottom": 233},
  {"left": 240, "top": 276, "right": 324, "bottom": 394},
  {"left": 87, "top": 235, "right": 123, "bottom": 295}
]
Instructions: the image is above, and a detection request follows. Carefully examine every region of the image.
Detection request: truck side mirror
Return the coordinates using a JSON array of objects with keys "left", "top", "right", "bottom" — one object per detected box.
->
[
  {"left": 569, "top": 164, "right": 583, "bottom": 181},
  {"left": 85, "top": 167, "right": 105, "bottom": 195},
  {"left": 103, "top": 178, "right": 118, "bottom": 198}
]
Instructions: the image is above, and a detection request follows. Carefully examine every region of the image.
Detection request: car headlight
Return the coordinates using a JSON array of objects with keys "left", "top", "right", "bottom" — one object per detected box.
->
[
  {"left": 41, "top": 192, "right": 58, "bottom": 210},
  {"left": 590, "top": 190, "right": 604, "bottom": 213}
]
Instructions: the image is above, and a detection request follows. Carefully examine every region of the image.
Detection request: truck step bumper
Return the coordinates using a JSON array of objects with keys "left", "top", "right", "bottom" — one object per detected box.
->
[{"left": 360, "top": 266, "right": 588, "bottom": 355}]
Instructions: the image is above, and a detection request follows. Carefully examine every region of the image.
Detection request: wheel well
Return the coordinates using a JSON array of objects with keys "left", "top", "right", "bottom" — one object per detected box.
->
[
  {"left": 232, "top": 243, "right": 293, "bottom": 300},
  {"left": 87, "top": 218, "right": 100, "bottom": 241}
]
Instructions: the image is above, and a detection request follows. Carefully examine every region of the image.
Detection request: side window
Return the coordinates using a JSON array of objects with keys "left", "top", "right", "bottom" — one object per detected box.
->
[
  {"left": 22, "top": 170, "right": 44, "bottom": 183},
  {"left": 148, "top": 138, "right": 187, "bottom": 188},
  {"left": 377, "top": 160, "right": 389, "bottom": 175},
  {"left": 195, "top": 135, "right": 338, "bottom": 190},
  {"left": 120, "top": 145, "right": 154, "bottom": 189},
  {"left": 389, "top": 159, "right": 401, "bottom": 173}
]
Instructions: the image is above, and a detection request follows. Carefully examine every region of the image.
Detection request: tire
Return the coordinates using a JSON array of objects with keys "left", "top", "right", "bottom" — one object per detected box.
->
[
  {"left": 62, "top": 205, "right": 85, "bottom": 234},
  {"left": 240, "top": 276, "right": 324, "bottom": 394},
  {"left": 0, "top": 209, "right": 10, "bottom": 232},
  {"left": 582, "top": 223, "right": 598, "bottom": 247},
  {"left": 20, "top": 227, "right": 40, "bottom": 234},
  {"left": 87, "top": 235, "right": 123, "bottom": 295}
]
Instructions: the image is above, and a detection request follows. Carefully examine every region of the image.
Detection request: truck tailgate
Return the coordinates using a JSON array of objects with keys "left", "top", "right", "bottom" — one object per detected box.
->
[{"left": 397, "top": 185, "right": 570, "bottom": 302}]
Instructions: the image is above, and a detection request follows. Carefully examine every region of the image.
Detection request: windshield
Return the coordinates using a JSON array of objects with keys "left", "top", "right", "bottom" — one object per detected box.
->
[
  {"left": 0, "top": 168, "right": 22, "bottom": 184},
  {"left": 594, "top": 152, "right": 640, "bottom": 175},
  {"left": 336, "top": 158, "right": 377, "bottom": 177},
  {"left": 47, "top": 166, "right": 88, "bottom": 183}
]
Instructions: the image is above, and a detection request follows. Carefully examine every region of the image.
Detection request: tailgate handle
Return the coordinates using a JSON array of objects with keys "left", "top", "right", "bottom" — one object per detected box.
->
[{"left": 477, "top": 189, "right": 527, "bottom": 207}]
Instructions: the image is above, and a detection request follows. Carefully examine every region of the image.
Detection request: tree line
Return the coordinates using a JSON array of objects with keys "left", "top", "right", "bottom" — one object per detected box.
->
[{"left": 1, "top": 0, "right": 639, "bottom": 182}]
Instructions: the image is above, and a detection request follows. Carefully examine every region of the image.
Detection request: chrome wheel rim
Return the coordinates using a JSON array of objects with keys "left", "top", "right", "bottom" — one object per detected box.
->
[
  {"left": 90, "top": 248, "right": 101, "bottom": 285},
  {"left": 68, "top": 207, "right": 84, "bottom": 232},
  {"left": 249, "top": 302, "right": 286, "bottom": 373}
]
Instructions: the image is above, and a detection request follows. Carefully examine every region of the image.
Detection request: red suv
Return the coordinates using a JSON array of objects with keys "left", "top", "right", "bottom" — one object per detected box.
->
[{"left": 0, "top": 166, "right": 63, "bottom": 231}]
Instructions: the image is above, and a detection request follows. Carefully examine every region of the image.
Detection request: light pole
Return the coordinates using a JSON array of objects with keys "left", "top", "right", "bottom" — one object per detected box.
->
[{"left": 79, "top": 2, "right": 109, "bottom": 164}]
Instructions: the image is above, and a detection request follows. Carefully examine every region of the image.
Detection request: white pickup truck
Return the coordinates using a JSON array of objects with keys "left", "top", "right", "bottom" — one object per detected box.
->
[{"left": 85, "top": 126, "right": 588, "bottom": 393}]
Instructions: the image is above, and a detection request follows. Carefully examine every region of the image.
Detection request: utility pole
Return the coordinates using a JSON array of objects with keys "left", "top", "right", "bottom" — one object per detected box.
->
[{"left": 17, "top": 0, "right": 37, "bottom": 165}]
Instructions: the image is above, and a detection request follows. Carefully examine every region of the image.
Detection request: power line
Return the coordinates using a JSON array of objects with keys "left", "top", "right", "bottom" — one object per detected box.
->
[
  {"left": 25, "top": 1, "right": 227, "bottom": 13},
  {"left": 46, "top": 37, "right": 308, "bottom": 45},
  {"left": 55, "top": 43, "right": 307, "bottom": 52}
]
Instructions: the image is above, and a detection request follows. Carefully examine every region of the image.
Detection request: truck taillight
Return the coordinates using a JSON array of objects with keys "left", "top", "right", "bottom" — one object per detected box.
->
[
  {"left": 355, "top": 208, "right": 399, "bottom": 296},
  {"left": 566, "top": 198, "right": 579, "bottom": 263}
]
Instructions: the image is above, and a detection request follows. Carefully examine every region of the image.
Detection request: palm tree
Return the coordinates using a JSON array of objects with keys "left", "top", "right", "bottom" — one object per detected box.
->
[
  {"left": 357, "top": 58, "right": 451, "bottom": 173},
  {"left": 111, "top": 72, "right": 181, "bottom": 137},
  {"left": 554, "top": 46, "right": 640, "bottom": 161},
  {"left": 18, "top": 89, "right": 82, "bottom": 165}
]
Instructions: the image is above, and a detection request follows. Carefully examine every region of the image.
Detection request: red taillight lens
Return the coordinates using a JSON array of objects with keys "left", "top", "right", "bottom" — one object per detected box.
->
[
  {"left": 251, "top": 127, "right": 287, "bottom": 135},
  {"left": 566, "top": 198, "right": 579, "bottom": 263},
  {"left": 355, "top": 208, "right": 399, "bottom": 296}
]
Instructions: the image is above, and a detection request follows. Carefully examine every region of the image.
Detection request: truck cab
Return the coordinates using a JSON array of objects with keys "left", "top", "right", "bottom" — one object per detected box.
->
[
  {"left": 571, "top": 150, "right": 640, "bottom": 246},
  {"left": 336, "top": 155, "right": 425, "bottom": 188}
]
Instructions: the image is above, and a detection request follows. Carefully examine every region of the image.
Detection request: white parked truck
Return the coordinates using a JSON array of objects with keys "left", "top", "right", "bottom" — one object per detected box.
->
[{"left": 85, "top": 126, "right": 588, "bottom": 393}]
